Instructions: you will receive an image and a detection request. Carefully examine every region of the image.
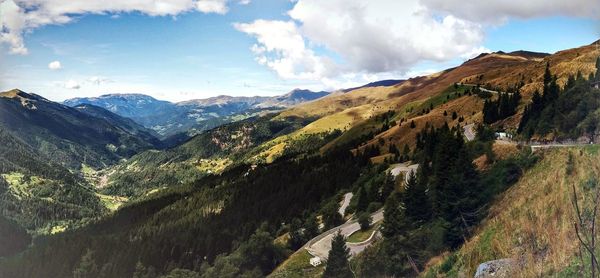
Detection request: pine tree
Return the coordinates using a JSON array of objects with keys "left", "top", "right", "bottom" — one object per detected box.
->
[
  {"left": 596, "top": 56, "right": 600, "bottom": 81},
  {"left": 402, "top": 144, "right": 410, "bottom": 161},
  {"left": 380, "top": 173, "right": 395, "bottom": 202},
  {"left": 356, "top": 186, "right": 369, "bottom": 213},
  {"left": 358, "top": 212, "right": 372, "bottom": 231},
  {"left": 73, "top": 249, "right": 98, "bottom": 278},
  {"left": 304, "top": 214, "right": 320, "bottom": 239},
  {"left": 288, "top": 218, "right": 305, "bottom": 250},
  {"left": 323, "top": 232, "right": 352, "bottom": 278},
  {"left": 403, "top": 169, "right": 431, "bottom": 224},
  {"left": 322, "top": 201, "right": 343, "bottom": 230},
  {"left": 382, "top": 192, "right": 410, "bottom": 239},
  {"left": 543, "top": 62, "right": 552, "bottom": 90},
  {"left": 443, "top": 147, "right": 480, "bottom": 247},
  {"left": 381, "top": 192, "right": 413, "bottom": 276},
  {"left": 410, "top": 120, "right": 416, "bottom": 129}
]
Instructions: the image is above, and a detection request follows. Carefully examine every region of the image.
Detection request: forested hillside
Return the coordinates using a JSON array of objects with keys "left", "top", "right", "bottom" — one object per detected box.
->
[
  {"left": 1, "top": 41, "right": 599, "bottom": 278},
  {"left": 0, "top": 127, "right": 104, "bottom": 234},
  {"left": 0, "top": 149, "right": 366, "bottom": 277},
  {"left": 0, "top": 89, "right": 161, "bottom": 169},
  {"left": 102, "top": 114, "right": 318, "bottom": 197}
]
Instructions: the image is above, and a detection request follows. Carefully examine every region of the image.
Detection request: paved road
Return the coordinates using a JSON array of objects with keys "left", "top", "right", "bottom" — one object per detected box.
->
[
  {"left": 338, "top": 192, "right": 353, "bottom": 216},
  {"left": 459, "top": 83, "right": 512, "bottom": 95},
  {"left": 305, "top": 210, "right": 384, "bottom": 260},
  {"left": 530, "top": 143, "right": 594, "bottom": 152},
  {"left": 390, "top": 163, "right": 419, "bottom": 184},
  {"left": 463, "top": 123, "right": 476, "bottom": 141}
]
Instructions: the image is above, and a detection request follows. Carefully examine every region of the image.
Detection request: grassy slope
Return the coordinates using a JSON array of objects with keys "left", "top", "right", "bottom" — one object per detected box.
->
[
  {"left": 427, "top": 147, "right": 600, "bottom": 277},
  {"left": 241, "top": 42, "right": 600, "bottom": 165}
]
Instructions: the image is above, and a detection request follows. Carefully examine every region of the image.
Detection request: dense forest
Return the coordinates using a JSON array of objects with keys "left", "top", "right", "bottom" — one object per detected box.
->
[
  {"left": 1, "top": 47, "right": 598, "bottom": 278},
  {"left": 518, "top": 61, "right": 600, "bottom": 140},
  {"left": 351, "top": 123, "right": 537, "bottom": 277},
  {"left": 0, "top": 147, "right": 367, "bottom": 277},
  {"left": 0, "top": 128, "right": 104, "bottom": 233},
  {"left": 104, "top": 114, "right": 314, "bottom": 197}
]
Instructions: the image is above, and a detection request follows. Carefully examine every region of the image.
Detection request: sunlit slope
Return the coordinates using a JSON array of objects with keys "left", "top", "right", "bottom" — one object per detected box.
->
[{"left": 427, "top": 147, "right": 600, "bottom": 277}]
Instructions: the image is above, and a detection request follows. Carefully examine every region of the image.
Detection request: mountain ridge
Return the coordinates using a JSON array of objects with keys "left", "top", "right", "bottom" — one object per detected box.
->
[{"left": 63, "top": 88, "right": 329, "bottom": 137}]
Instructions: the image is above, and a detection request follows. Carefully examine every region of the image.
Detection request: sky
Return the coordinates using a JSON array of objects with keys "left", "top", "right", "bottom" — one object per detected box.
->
[{"left": 0, "top": 0, "right": 599, "bottom": 102}]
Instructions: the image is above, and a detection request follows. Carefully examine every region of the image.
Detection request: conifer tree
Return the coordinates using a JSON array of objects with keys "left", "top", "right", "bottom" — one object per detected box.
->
[
  {"left": 288, "top": 218, "right": 305, "bottom": 250},
  {"left": 356, "top": 186, "right": 369, "bottom": 213},
  {"left": 381, "top": 192, "right": 412, "bottom": 276},
  {"left": 596, "top": 56, "right": 600, "bottom": 81},
  {"left": 304, "top": 214, "right": 320, "bottom": 239},
  {"left": 380, "top": 173, "right": 396, "bottom": 202},
  {"left": 323, "top": 232, "right": 352, "bottom": 278},
  {"left": 403, "top": 169, "right": 432, "bottom": 224},
  {"left": 73, "top": 249, "right": 98, "bottom": 278}
]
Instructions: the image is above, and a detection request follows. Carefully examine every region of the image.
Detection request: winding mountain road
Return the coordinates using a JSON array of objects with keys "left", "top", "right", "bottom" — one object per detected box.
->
[
  {"left": 305, "top": 210, "right": 384, "bottom": 260},
  {"left": 338, "top": 192, "right": 353, "bottom": 216},
  {"left": 390, "top": 163, "right": 419, "bottom": 184},
  {"left": 463, "top": 123, "right": 476, "bottom": 141}
]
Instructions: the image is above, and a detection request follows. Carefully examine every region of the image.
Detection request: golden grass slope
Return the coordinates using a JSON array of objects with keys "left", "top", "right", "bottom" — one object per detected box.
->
[
  {"left": 426, "top": 146, "right": 600, "bottom": 277},
  {"left": 256, "top": 41, "right": 600, "bottom": 162}
]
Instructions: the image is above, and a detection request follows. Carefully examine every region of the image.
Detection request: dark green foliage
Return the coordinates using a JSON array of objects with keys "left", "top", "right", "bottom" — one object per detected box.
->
[
  {"left": 0, "top": 128, "right": 104, "bottom": 231},
  {"left": 595, "top": 56, "right": 600, "bottom": 81},
  {"left": 0, "top": 216, "right": 31, "bottom": 258},
  {"left": 304, "top": 214, "right": 320, "bottom": 240},
  {"left": 354, "top": 123, "right": 536, "bottom": 277},
  {"left": 322, "top": 200, "right": 343, "bottom": 230},
  {"left": 105, "top": 115, "right": 310, "bottom": 197},
  {"left": 402, "top": 169, "right": 431, "bottom": 224},
  {"left": 0, "top": 90, "right": 161, "bottom": 170},
  {"left": 236, "top": 226, "right": 287, "bottom": 274},
  {"left": 288, "top": 218, "right": 305, "bottom": 250},
  {"left": 381, "top": 192, "right": 413, "bottom": 276},
  {"left": 0, "top": 149, "right": 362, "bottom": 278},
  {"left": 518, "top": 72, "right": 600, "bottom": 139},
  {"left": 380, "top": 173, "right": 396, "bottom": 202},
  {"left": 482, "top": 89, "right": 520, "bottom": 124},
  {"left": 73, "top": 249, "right": 99, "bottom": 278},
  {"left": 410, "top": 120, "right": 416, "bottom": 128},
  {"left": 355, "top": 186, "right": 369, "bottom": 213},
  {"left": 358, "top": 213, "right": 372, "bottom": 231},
  {"left": 475, "top": 124, "right": 496, "bottom": 142},
  {"left": 323, "top": 232, "right": 352, "bottom": 278}
]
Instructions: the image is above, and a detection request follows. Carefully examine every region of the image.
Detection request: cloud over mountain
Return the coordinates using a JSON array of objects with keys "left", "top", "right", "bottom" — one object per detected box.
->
[
  {"left": 0, "top": 0, "right": 235, "bottom": 54},
  {"left": 235, "top": 0, "right": 600, "bottom": 84}
]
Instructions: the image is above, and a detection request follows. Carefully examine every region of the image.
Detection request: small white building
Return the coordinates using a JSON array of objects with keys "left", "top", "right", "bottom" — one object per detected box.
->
[
  {"left": 310, "top": 256, "right": 322, "bottom": 267},
  {"left": 495, "top": 132, "right": 512, "bottom": 140}
]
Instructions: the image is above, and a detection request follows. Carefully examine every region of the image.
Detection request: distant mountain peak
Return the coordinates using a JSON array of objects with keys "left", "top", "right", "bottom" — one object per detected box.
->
[
  {"left": 341, "top": 80, "right": 405, "bottom": 93},
  {"left": 0, "top": 89, "right": 50, "bottom": 110},
  {"left": 0, "top": 89, "right": 46, "bottom": 101}
]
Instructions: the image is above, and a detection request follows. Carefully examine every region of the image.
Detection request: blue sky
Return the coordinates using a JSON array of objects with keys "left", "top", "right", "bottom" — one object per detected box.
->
[{"left": 0, "top": 0, "right": 599, "bottom": 102}]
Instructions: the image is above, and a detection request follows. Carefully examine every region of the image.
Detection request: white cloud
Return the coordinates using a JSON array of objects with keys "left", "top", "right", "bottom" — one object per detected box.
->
[
  {"left": 0, "top": 0, "right": 234, "bottom": 54},
  {"left": 238, "top": 0, "right": 251, "bottom": 5},
  {"left": 65, "top": 79, "right": 80, "bottom": 90},
  {"left": 48, "top": 60, "right": 62, "bottom": 70},
  {"left": 421, "top": 0, "right": 600, "bottom": 24},
  {"left": 237, "top": 0, "right": 486, "bottom": 83},
  {"left": 288, "top": 0, "right": 485, "bottom": 73},
  {"left": 196, "top": 0, "right": 228, "bottom": 14},
  {"left": 234, "top": 20, "right": 337, "bottom": 80},
  {"left": 87, "top": 76, "right": 112, "bottom": 85},
  {"left": 236, "top": 0, "right": 600, "bottom": 88}
]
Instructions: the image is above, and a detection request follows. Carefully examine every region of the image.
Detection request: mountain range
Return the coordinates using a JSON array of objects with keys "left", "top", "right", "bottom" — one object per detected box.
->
[
  {"left": 63, "top": 89, "right": 329, "bottom": 138},
  {"left": 1, "top": 41, "right": 600, "bottom": 277}
]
